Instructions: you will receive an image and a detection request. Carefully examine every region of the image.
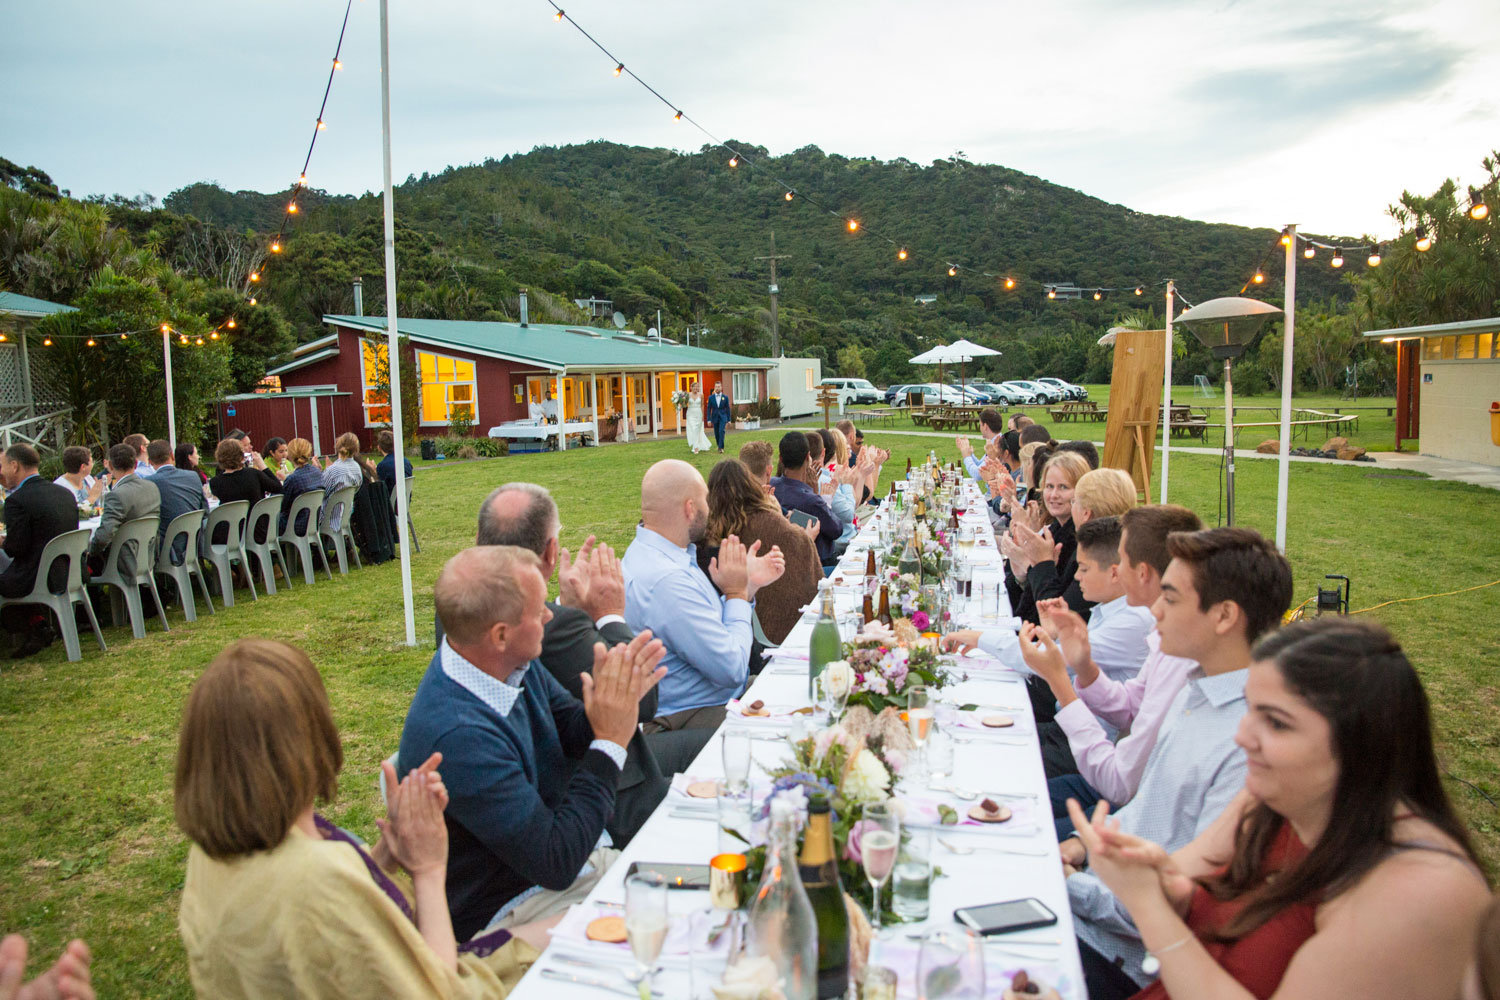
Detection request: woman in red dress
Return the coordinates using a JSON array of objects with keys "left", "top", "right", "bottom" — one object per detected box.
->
[{"left": 1067, "top": 616, "right": 1490, "bottom": 1000}]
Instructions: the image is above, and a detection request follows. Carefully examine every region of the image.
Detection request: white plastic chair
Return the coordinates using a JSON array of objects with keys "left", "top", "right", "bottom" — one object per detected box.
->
[
  {"left": 154, "top": 509, "right": 215, "bottom": 622},
  {"left": 90, "top": 516, "right": 169, "bottom": 638},
  {"left": 244, "top": 494, "right": 292, "bottom": 594},
  {"left": 318, "top": 485, "right": 362, "bottom": 576},
  {"left": 0, "top": 528, "right": 107, "bottom": 662},
  {"left": 279, "top": 489, "right": 330, "bottom": 584},
  {"left": 203, "top": 500, "right": 256, "bottom": 606}
]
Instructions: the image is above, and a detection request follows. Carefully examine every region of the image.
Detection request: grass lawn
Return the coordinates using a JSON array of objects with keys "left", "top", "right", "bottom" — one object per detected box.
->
[
  {"left": 853, "top": 383, "right": 1407, "bottom": 453},
  {"left": 2, "top": 427, "right": 1496, "bottom": 997}
]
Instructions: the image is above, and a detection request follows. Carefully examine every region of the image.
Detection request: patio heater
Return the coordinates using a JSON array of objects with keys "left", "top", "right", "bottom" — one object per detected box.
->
[{"left": 1173, "top": 297, "right": 1282, "bottom": 525}]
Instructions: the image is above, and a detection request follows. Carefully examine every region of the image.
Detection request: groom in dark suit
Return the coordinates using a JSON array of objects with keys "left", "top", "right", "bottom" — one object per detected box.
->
[
  {"left": 433, "top": 482, "right": 711, "bottom": 845},
  {"left": 707, "top": 381, "right": 732, "bottom": 454}
]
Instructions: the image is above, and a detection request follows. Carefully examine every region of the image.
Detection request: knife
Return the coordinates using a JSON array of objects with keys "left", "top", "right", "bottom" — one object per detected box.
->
[{"left": 539, "top": 966, "right": 664, "bottom": 997}]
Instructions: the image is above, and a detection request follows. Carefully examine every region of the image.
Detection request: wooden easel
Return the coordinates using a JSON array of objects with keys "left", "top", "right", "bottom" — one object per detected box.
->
[{"left": 1101, "top": 329, "right": 1166, "bottom": 502}]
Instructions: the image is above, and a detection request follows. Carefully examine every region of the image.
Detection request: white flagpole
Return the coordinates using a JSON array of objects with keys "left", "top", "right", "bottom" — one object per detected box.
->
[
  {"left": 1161, "top": 280, "right": 1175, "bottom": 503},
  {"left": 380, "top": 0, "right": 416, "bottom": 646},
  {"left": 1275, "top": 226, "right": 1297, "bottom": 552}
]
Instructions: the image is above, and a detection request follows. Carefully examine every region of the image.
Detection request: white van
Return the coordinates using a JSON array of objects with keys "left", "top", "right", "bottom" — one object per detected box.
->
[{"left": 818, "top": 377, "right": 882, "bottom": 406}]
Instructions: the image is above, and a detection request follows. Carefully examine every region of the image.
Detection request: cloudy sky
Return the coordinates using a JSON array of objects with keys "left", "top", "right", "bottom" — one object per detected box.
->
[{"left": 4, "top": 0, "right": 1496, "bottom": 237}]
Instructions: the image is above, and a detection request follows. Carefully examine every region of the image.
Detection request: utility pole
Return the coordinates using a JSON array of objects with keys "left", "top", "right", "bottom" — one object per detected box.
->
[{"left": 754, "top": 231, "right": 792, "bottom": 357}]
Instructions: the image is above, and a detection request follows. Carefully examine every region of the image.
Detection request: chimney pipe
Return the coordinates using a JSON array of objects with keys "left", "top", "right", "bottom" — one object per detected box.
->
[
  {"left": 519, "top": 288, "right": 529, "bottom": 328},
  {"left": 353, "top": 277, "right": 364, "bottom": 317}
]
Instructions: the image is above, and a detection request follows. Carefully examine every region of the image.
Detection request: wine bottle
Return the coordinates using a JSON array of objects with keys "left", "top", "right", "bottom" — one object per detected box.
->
[
  {"left": 798, "top": 795, "right": 850, "bottom": 1000},
  {"left": 877, "top": 585, "right": 893, "bottom": 627},
  {"left": 808, "top": 583, "right": 841, "bottom": 702},
  {"left": 748, "top": 799, "right": 817, "bottom": 1000}
]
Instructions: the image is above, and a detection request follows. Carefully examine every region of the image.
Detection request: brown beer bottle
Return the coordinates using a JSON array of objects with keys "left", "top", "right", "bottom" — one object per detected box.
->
[{"left": 877, "top": 585, "right": 893, "bottom": 627}]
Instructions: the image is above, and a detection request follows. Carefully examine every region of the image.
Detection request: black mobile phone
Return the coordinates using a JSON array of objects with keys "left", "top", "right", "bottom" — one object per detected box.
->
[
  {"left": 624, "top": 861, "right": 711, "bottom": 890},
  {"left": 953, "top": 898, "right": 1059, "bottom": 936}
]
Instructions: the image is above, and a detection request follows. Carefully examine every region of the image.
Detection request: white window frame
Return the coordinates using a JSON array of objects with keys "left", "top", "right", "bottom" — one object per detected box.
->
[
  {"left": 417, "top": 349, "right": 480, "bottom": 427},
  {"left": 732, "top": 371, "right": 758, "bottom": 404}
]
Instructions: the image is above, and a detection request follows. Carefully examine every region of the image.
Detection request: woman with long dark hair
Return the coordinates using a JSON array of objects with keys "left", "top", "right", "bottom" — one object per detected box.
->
[
  {"left": 696, "top": 459, "right": 819, "bottom": 644},
  {"left": 1067, "top": 616, "right": 1490, "bottom": 1000}
]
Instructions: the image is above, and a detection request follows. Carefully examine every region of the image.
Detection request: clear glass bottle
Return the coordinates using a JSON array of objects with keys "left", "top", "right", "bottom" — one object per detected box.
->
[{"left": 747, "top": 798, "right": 818, "bottom": 1000}]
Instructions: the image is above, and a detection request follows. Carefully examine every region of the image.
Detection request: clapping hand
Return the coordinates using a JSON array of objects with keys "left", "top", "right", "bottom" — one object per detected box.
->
[
  {"left": 580, "top": 630, "right": 667, "bottom": 748},
  {"left": 0, "top": 935, "right": 93, "bottom": 1000},
  {"left": 376, "top": 759, "right": 449, "bottom": 878},
  {"left": 1065, "top": 799, "right": 1187, "bottom": 913}
]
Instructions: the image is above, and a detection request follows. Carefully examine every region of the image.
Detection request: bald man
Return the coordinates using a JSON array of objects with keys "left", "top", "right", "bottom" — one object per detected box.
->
[{"left": 622, "top": 460, "right": 786, "bottom": 731}]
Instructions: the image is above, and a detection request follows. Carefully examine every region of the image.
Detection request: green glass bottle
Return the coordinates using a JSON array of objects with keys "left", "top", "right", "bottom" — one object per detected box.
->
[
  {"left": 798, "top": 795, "right": 850, "bottom": 999},
  {"left": 808, "top": 583, "right": 841, "bottom": 702}
]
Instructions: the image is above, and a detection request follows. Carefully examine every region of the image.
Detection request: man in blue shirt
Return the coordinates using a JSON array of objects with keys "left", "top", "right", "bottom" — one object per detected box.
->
[
  {"left": 770, "top": 431, "right": 841, "bottom": 563},
  {"left": 623, "top": 459, "right": 785, "bottom": 732},
  {"left": 399, "top": 544, "right": 666, "bottom": 938}
]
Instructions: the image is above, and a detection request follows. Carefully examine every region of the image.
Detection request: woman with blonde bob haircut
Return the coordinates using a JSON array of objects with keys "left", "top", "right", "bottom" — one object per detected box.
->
[
  {"left": 175, "top": 639, "right": 542, "bottom": 999},
  {"left": 1072, "top": 467, "right": 1137, "bottom": 525}
]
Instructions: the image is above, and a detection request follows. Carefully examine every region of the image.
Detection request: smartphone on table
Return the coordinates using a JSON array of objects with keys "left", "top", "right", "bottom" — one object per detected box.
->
[
  {"left": 624, "top": 861, "right": 711, "bottom": 890},
  {"left": 954, "top": 897, "right": 1059, "bottom": 936}
]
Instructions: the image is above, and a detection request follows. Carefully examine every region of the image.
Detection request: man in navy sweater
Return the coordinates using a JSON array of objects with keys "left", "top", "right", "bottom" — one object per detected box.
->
[{"left": 399, "top": 544, "right": 666, "bottom": 939}]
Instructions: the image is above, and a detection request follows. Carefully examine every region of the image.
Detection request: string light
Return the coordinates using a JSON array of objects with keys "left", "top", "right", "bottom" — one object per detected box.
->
[
  {"left": 1367, "top": 245, "right": 1382, "bottom": 267},
  {"left": 1469, "top": 187, "right": 1489, "bottom": 221},
  {"left": 1330, "top": 247, "right": 1344, "bottom": 268},
  {"left": 897, "top": 248, "right": 908, "bottom": 260},
  {"left": 1415, "top": 225, "right": 1432, "bottom": 252}
]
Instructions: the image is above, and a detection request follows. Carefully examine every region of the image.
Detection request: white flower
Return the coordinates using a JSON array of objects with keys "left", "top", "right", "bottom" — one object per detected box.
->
[
  {"left": 820, "top": 661, "right": 853, "bottom": 699},
  {"left": 841, "top": 748, "right": 891, "bottom": 804}
]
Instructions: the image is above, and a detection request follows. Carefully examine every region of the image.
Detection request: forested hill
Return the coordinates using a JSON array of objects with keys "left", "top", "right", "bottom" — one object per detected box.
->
[{"left": 160, "top": 141, "right": 1363, "bottom": 385}]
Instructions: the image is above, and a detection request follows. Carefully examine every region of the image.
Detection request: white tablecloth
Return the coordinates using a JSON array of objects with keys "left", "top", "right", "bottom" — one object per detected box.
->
[{"left": 508, "top": 485, "right": 1085, "bottom": 999}]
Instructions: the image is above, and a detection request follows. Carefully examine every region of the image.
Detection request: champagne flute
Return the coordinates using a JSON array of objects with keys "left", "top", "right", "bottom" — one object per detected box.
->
[
  {"left": 860, "top": 802, "right": 901, "bottom": 935},
  {"left": 625, "top": 872, "right": 670, "bottom": 1000}
]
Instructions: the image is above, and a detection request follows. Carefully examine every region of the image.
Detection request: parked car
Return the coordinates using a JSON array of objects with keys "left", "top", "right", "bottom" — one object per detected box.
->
[
  {"left": 969, "top": 381, "right": 1026, "bottom": 405},
  {"left": 1007, "top": 380, "right": 1060, "bottom": 404},
  {"left": 998, "top": 381, "right": 1041, "bottom": 405},
  {"left": 818, "top": 377, "right": 883, "bottom": 406},
  {"left": 1036, "top": 377, "right": 1087, "bottom": 401},
  {"left": 893, "top": 383, "right": 969, "bottom": 407}
]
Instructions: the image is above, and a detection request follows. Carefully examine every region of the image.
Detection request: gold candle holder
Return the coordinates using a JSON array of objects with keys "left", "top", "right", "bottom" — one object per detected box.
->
[{"left": 709, "top": 853, "right": 747, "bottom": 910}]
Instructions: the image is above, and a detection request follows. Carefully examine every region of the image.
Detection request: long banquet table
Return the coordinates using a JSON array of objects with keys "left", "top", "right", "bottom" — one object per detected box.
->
[{"left": 508, "top": 482, "right": 1086, "bottom": 999}]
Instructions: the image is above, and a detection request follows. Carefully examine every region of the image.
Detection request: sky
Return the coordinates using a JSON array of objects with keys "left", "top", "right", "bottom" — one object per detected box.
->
[{"left": 3, "top": 0, "right": 1497, "bottom": 238}]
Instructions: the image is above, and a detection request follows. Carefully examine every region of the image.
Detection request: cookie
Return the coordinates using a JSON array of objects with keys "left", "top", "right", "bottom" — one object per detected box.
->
[
  {"left": 685, "top": 780, "right": 720, "bottom": 799},
  {"left": 981, "top": 714, "right": 1015, "bottom": 729},
  {"left": 586, "top": 916, "right": 627, "bottom": 943},
  {"left": 968, "top": 803, "right": 1013, "bottom": 824}
]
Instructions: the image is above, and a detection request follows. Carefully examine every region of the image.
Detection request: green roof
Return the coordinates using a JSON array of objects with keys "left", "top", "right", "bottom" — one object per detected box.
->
[
  {"left": 0, "top": 291, "right": 77, "bottom": 318},
  {"left": 324, "top": 315, "right": 773, "bottom": 372}
]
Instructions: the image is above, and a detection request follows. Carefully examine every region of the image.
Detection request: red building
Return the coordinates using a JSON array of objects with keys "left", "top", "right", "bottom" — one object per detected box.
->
[{"left": 221, "top": 313, "right": 775, "bottom": 453}]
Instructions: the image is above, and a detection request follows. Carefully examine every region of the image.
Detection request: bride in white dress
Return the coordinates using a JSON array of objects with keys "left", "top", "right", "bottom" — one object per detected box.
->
[{"left": 685, "top": 384, "right": 712, "bottom": 454}]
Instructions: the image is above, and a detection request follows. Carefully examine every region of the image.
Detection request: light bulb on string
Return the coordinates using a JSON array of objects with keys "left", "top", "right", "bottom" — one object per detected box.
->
[
  {"left": 1367, "top": 245, "right": 1382, "bottom": 267},
  {"left": 1415, "top": 226, "right": 1432, "bottom": 252},
  {"left": 1303, "top": 243, "right": 1316, "bottom": 259},
  {"left": 1330, "top": 247, "right": 1344, "bottom": 268},
  {"left": 897, "top": 248, "right": 908, "bottom": 260},
  {"left": 613, "top": 62, "right": 623, "bottom": 77},
  {"left": 1469, "top": 188, "right": 1488, "bottom": 220}
]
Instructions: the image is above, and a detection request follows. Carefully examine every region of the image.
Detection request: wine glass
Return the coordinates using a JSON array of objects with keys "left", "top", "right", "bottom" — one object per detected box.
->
[
  {"left": 916, "top": 926, "right": 985, "bottom": 999},
  {"left": 860, "top": 802, "right": 901, "bottom": 935},
  {"left": 626, "top": 872, "right": 670, "bottom": 1000},
  {"left": 722, "top": 731, "right": 750, "bottom": 794}
]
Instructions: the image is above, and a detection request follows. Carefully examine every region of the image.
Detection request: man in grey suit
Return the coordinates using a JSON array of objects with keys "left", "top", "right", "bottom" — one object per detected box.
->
[
  {"left": 434, "top": 482, "right": 712, "bottom": 846},
  {"left": 146, "top": 438, "right": 206, "bottom": 561},
  {"left": 89, "top": 443, "right": 161, "bottom": 577}
]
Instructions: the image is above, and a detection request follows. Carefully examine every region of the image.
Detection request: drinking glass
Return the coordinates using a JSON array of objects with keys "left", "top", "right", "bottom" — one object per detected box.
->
[
  {"left": 626, "top": 872, "right": 670, "bottom": 1000},
  {"left": 860, "top": 802, "right": 901, "bottom": 934},
  {"left": 722, "top": 731, "right": 751, "bottom": 794},
  {"left": 891, "top": 825, "right": 933, "bottom": 921},
  {"left": 916, "top": 927, "right": 985, "bottom": 999},
  {"left": 716, "top": 782, "right": 754, "bottom": 853}
]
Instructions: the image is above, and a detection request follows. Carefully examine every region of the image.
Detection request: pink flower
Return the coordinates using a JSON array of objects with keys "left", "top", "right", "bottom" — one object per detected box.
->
[
  {"left": 911, "top": 611, "right": 931, "bottom": 631},
  {"left": 843, "top": 819, "right": 880, "bottom": 864}
]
